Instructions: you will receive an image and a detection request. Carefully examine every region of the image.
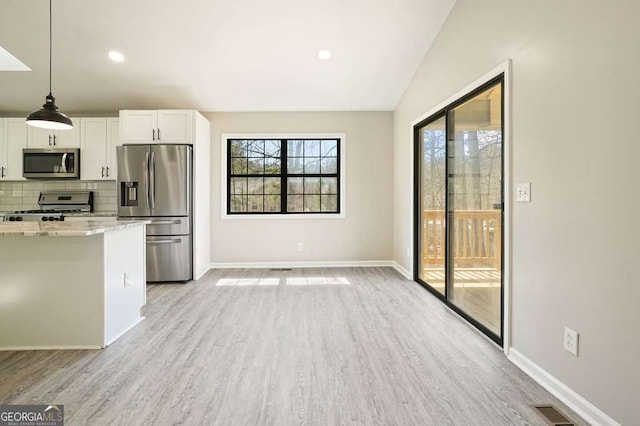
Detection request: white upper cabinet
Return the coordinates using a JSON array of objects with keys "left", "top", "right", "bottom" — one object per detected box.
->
[
  {"left": 157, "top": 110, "right": 193, "bottom": 143},
  {"left": 27, "top": 118, "right": 81, "bottom": 148},
  {"left": 0, "top": 118, "right": 28, "bottom": 180},
  {"left": 80, "top": 117, "right": 119, "bottom": 180},
  {"left": 120, "top": 110, "right": 157, "bottom": 144},
  {"left": 120, "top": 110, "right": 193, "bottom": 144},
  {"left": 106, "top": 117, "right": 119, "bottom": 179}
]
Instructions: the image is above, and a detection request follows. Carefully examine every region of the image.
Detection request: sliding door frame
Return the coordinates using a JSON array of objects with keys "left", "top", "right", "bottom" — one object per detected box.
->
[{"left": 411, "top": 61, "right": 512, "bottom": 352}]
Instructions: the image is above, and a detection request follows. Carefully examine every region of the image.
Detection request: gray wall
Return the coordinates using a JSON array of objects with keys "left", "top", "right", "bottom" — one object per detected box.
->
[
  {"left": 204, "top": 111, "right": 394, "bottom": 264},
  {"left": 393, "top": 0, "right": 639, "bottom": 423}
]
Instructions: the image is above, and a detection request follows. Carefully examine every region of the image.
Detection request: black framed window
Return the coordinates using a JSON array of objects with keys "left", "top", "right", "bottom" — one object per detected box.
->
[{"left": 227, "top": 138, "right": 341, "bottom": 214}]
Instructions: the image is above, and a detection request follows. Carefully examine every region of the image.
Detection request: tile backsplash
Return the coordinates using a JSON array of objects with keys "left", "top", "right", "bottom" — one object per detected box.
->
[{"left": 0, "top": 180, "right": 117, "bottom": 212}]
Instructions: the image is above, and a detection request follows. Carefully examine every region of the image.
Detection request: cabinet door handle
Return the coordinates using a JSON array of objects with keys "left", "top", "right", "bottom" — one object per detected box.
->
[
  {"left": 101, "top": 166, "right": 105, "bottom": 178},
  {"left": 49, "top": 135, "right": 52, "bottom": 146},
  {"left": 1, "top": 167, "right": 4, "bottom": 178},
  {"left": 106, "top": 166, "right": 110, "bottom": 177},
  {"left": 53, "top": 134, "right": 57, "bottom": 146},
  {"left": 152, "top": 129, "right": 156, "bottom": 141},
  {"left": 157, "top": 128, "right": 161, "bottom": 140}
]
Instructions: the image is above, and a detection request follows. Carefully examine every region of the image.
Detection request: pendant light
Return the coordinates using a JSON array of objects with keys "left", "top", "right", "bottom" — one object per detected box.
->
[{"left": 26, "top": 0, "right": 73, "bottom": 130}]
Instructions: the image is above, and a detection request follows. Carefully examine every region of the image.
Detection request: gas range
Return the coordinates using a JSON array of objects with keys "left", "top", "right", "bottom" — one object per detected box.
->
[
  {"left": 4, "top": 210, "right": 67, "bottom": 222},
  {"left": 2, "top": 191, "right": 94, "bottom": 222}
]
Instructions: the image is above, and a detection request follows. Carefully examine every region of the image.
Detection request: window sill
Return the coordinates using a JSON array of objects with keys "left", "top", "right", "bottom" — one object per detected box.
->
[{"left": 221, "top": 212, "right": 346, "bottom": 220}]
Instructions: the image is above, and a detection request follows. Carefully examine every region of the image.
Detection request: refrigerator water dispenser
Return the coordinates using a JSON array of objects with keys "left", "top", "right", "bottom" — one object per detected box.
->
[{"left": 121, "top": 182, "right": 139, "bottom": 207}]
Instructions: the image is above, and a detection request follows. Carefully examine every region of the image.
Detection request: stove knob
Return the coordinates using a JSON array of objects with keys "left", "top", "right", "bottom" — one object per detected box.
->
[
  {"left": 8, "top": 216, "right": 16, "bottom": 222},
  {"left": 42, "top": 217, "right": 48, "bottom": 221},
  {"left": 59, "top": 216, "right": 65, "bottom": 221},
  {"left": 16, "top": 217, "right": 23, "bottom": 221}
]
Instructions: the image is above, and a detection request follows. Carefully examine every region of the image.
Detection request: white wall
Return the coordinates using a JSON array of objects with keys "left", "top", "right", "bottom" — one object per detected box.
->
[
  {"left": 393, "top": 0, "right": 640, "bottom": 423},
  {"left": 204, "top": 111, "right": 393, "bottom": 264}
]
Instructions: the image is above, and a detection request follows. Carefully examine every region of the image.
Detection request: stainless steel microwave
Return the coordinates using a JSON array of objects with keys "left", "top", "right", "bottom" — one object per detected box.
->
[{"left": 23, "top": 148, "right": 80, "bottom": 179}]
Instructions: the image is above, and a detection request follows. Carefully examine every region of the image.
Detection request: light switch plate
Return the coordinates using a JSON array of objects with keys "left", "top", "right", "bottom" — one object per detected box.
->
[{"left": 516, "top": 182, "right": 531, "bottom": 202}]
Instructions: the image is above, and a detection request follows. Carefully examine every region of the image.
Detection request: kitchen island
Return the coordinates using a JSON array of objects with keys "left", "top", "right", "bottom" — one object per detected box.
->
[{"left": 0, "top": 219, "right": 148, "bottom": 350}]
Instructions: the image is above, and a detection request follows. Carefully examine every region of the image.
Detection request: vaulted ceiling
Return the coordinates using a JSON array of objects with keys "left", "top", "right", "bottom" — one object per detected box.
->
[{"left": 0, "top": 0, "right": 455, "bottom": 114}]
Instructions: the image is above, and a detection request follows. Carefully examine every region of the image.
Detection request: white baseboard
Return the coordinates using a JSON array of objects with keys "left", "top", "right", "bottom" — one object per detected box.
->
[
  {"left": 392, "top": 261, "right": 412, "bottom": 279},
  {"left": 0, "top": 345, "right": 102, "bottom": 351},
  {"left": 194, "top": 267, "right": 209, "bottom": 280},
  {"left": 508, "top": 348, "right": 619, "bottom": 426},
  {"left": 105, "top": 316, "right": 145, "bottom": 347},
  {"left": 210, "top": 260, "right": 394, "bottom": 269}
]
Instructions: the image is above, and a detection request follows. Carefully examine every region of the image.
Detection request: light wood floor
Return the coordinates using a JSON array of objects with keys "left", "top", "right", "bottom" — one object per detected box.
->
[{"left": 0, "top": 267, "right": 585, "bottom": 425}]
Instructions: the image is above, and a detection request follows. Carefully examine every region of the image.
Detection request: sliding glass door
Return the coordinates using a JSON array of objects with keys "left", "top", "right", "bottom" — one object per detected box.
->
[{"left": 415, "top": 76, "right": 504, "bottom": 342}]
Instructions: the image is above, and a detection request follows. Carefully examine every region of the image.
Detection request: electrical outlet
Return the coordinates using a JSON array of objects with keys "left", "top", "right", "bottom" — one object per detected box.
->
[
  {"left": 516, "top": 182, "right": 531, "bottom": 202},
  {"left": 297, "top": 242, "right": 304, "bottom": 252},
  {"left": 124, "top": 272, "right": 131, "bottom": 288},
  {"left": 564, "top": 327, "right": 579, "bottom": 356}
]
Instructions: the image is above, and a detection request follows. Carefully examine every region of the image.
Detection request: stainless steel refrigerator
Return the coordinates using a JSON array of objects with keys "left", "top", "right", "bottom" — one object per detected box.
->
[{"left": 117, "top": 144, "right": 193, "bottom": 282}]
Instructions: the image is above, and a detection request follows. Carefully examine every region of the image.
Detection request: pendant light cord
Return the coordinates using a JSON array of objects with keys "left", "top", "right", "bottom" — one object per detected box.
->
[{"left": 49, "top": 0, "right": 52, "bottom": 95}]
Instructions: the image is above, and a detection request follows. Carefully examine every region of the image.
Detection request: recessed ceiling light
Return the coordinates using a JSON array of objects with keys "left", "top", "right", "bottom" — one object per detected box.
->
[
  {"left": 318, "top": 50, "right": 332, "bottom": 60},
  {"left": 108, "top": 51, "right": 125, "bottom": 62}
]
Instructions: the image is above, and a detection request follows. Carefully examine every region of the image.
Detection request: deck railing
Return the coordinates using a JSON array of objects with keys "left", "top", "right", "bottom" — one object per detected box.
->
[{"left": 422, "top": 210, "right": 501, "bottom": 270}]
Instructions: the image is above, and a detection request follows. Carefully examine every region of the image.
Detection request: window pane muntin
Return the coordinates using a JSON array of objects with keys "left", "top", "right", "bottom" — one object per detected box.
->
[
  {"left": 247, "top": 158, "right": 264, "bottom": 174},
  {"left": 230, "top": 195, "right": 247, "bottom": 212},
  {"left": 320, "top": 157, "right": 337, "bottom": 174},
  {"left": 321, "top": 195, "right": 338, "bottom": 212},
  {"left": 304, "top": 195, "right": 321, "bottom": 212},
  {"left": 321, "top": 140, "right": 338, "bottom": 157},
  {"left": 264, "top": 158, "right": 281, "bottom": 174},
  {"left": 320, "top": 177, "right": 337, "bottom": 194},
  {"left": 246, "top": 140, "right": 265, "bottom": 156},
  {"left": 287, "top": 177, "right": 304, "bottom": 194},
  {"left": 287, "top": 157, "right": 304, "bottom": 174},
  {"left": 247, "top": 195, "right": 263, "bottom": 212},
  {"left": 304, "top": 140, "right": 321, "bottom": 156},
  {"left": 231, "top": 158, "right": 247, "bottom": 175},
  {"left": 287, "top": 140, "right": 304, "bottom": 157},
  {"left": 230, "top": 140, "right": 248, "bottom": 158},
  {"left": 265, "top": 195, "right": 281, "bottom": 212},
  {"left": 304, "top": 177, "right": 321, "bottom": 194},
  {"left": 304, "top": 157, "right": 320, "bottom": 174},
  {"left": 287, "top": 195, "right": 303, "bottom": 212},
  {"left": 264, "top": 178, "right": 281, "bottom": 195},
  {"left": 247, "top": 178, "right": 263, "bottom": 195},
  {"left": 229, "top": 177, "right": 248, "bottom": 195},
  {"left": 265, "top": 140, "right": 281, "bottom": 157}
]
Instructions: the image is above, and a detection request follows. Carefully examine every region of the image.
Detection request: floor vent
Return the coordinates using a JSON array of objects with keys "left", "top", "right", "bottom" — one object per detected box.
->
[
  {"left": 269, "top": 268, "right": 292, "bottom": 272},
  {"left": 531, "top": 404, "right": 575, "bottom": 425}
]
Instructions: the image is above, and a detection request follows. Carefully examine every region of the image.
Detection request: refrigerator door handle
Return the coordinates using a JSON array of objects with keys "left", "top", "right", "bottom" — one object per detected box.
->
[
  {"left": 148, "top": 219, "right": 182, "bottom": 225},
  {"left": 145, "top": 151, "right": 151, "bottom": 208},
  {"left": 148, "top": 238, "right": 183, "bottom": 244},
  {"left": 150, "top": 150, "right": 156, "bottom": 209}
]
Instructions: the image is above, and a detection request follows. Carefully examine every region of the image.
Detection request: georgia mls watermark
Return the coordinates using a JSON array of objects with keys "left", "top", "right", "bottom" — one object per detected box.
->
[{"left": 0, "top": 405, "right": 64, "bottom": 426}]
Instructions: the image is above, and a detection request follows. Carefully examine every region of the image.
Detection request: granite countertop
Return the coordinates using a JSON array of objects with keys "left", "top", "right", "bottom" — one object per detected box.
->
[
  {"left": 64, "top": 211, "right": 118, "bottom": 217},
  {"left": 0, "top": 219, "right": 150, "bottom": 237}
]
